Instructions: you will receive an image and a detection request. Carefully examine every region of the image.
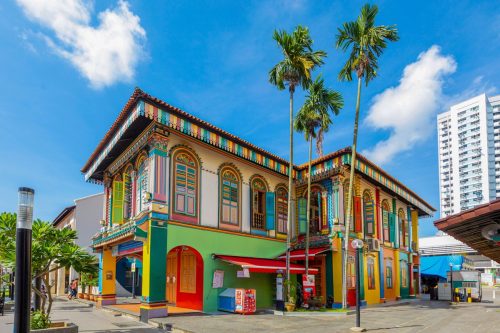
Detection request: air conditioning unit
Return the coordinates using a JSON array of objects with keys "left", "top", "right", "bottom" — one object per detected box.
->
[{"left": 367, "top": 238, "right": 380, "bottom": 252}]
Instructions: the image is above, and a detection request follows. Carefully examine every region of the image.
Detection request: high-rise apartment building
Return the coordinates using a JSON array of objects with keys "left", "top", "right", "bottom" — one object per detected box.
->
[{"left": 437, "top": 93, "right": 500, "bottom": 217}]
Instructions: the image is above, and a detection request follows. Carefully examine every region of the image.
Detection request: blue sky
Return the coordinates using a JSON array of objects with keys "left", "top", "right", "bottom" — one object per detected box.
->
[{"left": 0, "top": 0, "right": 498, "bottom": 236}]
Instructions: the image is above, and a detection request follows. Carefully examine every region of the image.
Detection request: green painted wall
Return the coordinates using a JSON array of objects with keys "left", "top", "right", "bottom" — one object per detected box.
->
[{"left": 167, "top": 224, "right": 286, "bottom": 312}]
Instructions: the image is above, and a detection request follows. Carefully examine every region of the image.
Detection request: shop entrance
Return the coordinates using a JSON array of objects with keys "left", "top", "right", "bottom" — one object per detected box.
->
[{"left": 166, "top": 246, "right": 204, "bottom": 311}]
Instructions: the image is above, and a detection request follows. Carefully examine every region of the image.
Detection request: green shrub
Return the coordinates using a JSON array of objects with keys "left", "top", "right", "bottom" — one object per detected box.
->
[{"left": 31, "top": 310, "right": 51, "bottom": 330}]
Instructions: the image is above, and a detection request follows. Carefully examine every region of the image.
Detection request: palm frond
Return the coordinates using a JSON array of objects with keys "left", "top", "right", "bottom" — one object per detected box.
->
[
  {"left": 335, "top": 3, "right": 399, "bottom": 84},
  {"left": 269, "top": 26, "right": 326, "bottom": 91}
]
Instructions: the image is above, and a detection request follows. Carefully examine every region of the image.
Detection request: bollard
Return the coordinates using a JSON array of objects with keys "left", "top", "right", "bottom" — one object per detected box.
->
[
  {"left": 493, "top": 289, "right": 496, "bottom": 300},
  {"left": 455, "top": 288, "right": 460, "bottom": 302},
  {"left": 467, "top": 288, "right": 471, "bottom": 303}
]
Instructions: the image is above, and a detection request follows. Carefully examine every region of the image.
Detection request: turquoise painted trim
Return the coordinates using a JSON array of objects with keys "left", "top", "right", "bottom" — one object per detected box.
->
[
  {"left": 98, "top": 253, "right": 103, "bottom": 294},
  {"left": 251, "top": 229, "right": 267, "bottom": 236},
  {"left": 151, "top": 212, "right": 169, "bottom": 221}
]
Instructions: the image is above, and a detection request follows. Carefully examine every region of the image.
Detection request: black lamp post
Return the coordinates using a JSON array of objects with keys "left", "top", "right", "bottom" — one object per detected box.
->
[
  {"left": 351, "top": 239, "right": 365, "bottom": 332},
  {"left": 14, "top": 187, "right": 34, "bottom": 333}
]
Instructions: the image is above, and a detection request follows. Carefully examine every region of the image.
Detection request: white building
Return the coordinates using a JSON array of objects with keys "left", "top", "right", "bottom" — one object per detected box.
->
[
  {"left": 437, "top": 93, "right": 500, "bottom": 217},
  {"left": 50, "top": 193, "right": 104, "bottom": 296}
]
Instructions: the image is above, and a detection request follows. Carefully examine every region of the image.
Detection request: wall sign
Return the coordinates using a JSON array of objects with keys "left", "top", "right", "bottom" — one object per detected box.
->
[
  {"left": 237, "top": 268, "right": 250, "bottom": 278},
  {"left": 212, "top": 270, "right": 224, "bottom": 288}
]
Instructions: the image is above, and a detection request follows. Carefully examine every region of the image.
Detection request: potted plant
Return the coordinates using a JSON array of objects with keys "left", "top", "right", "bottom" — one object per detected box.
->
[{"left": 283, "top": 279, "right": 297, "bottom": 312}]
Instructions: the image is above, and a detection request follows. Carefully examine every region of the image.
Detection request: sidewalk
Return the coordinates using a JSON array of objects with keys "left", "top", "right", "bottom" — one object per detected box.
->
[{"left": 0, "top": 298, "right": 161, "bottom": 333}]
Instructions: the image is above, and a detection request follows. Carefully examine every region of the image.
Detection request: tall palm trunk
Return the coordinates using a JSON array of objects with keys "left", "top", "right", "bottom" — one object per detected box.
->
[
  {"left": 342, "top": 76, "right": 362, "bottom": 309},
  {"left": 305, "top": 136, "right": 312, "bottom": 275},
  {"left": 286, "top": 85, "right": 295, "bottom": 300}
]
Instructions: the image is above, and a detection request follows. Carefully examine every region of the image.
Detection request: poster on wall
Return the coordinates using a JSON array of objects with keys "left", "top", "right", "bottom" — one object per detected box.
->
[
  {"left": 237, "top": 268, "right": 250, "bottom": 278},
  {"left": 212, "top": 270, "right": 224, "bottom": 288},
  {"left": 276, "top": 274, "right": 283, "bottom": 301}
]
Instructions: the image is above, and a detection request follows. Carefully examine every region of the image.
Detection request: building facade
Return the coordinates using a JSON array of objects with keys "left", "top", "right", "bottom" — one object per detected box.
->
[
  {"left": 82, "top": 89, "right": 434, "bottom": 319},
  {"left": 50, "top": 193, "right": 104, "bottom": 296},
  {"left": 437, "top": 93, "right": 500, "bottom": 217}
]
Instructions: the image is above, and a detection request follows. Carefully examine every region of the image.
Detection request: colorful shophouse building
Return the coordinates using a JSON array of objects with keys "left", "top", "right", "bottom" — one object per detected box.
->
[{"left": 82, "top": 89, "right": 435, "bottom": 319}]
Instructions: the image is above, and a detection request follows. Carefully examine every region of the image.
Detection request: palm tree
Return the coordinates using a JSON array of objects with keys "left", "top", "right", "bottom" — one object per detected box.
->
[
  {"left": 295, "top": 76, "right": 343, "bottom": 276},
  {"left": 269, "top": 26, "right": 326, "bottom": 299},
  {"left": 335, "top": 3, "right": 399, "bottom": 309}
]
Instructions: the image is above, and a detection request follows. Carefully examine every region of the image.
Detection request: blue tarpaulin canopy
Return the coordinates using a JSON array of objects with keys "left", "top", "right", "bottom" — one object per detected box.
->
[{"left": 420, "top": 255, "right": 463, "bottom": 279}]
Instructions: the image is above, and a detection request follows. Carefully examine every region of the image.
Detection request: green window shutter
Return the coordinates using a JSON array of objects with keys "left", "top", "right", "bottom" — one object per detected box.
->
[
  {"left": 298, "top": 197, "right": 307, "bottom": 234},
  {"left": 383, "top": 211, "right": 389, "bottom": 242},
  {"left": 112, "top": 180, "right": 124, "bottom": 224},
  {"left": 265, "top": 192, "right": 275, "bottom": 230},
  {"left": 389, "top": 213, "right": 396, "bottom": 244}
]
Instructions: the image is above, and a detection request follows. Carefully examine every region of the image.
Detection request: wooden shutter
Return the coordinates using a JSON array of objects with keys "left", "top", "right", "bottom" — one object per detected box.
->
[
  {"left": 364, "top": 200, "right": 375, "bottom": 236},
  {"left": 298, "top": 197, "right": 307, "bottom": 234},
  {"left": 389, "top": 213, "right": 396, "bottom": 245},
  {"left": 354, "top": 196, "right": 362, "bottom": 232},
  {"left": 321, "top": 194, "right": 329, "bottom": 232},
  {"left": 265, "top": 192, "right": 275, "bottom": 230},
  {"left": 112, "top": 180, "right": 124, "bottom": 225},
  {"left": 383, "top": 211, "right": 389, "bottom": 242}
]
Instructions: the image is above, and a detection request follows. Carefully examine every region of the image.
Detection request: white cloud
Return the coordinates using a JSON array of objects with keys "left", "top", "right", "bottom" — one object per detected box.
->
[
  {"left": 16, "top": 0, "right": 146, "bottom": 88},
  {"left": 362, "top": 45, "right": 456, "bottom": 165}
]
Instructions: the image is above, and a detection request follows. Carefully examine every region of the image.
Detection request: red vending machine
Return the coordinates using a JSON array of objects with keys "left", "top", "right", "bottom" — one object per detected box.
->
[{"left": 235, "top": 289, "right": 256, "bottom": 314}]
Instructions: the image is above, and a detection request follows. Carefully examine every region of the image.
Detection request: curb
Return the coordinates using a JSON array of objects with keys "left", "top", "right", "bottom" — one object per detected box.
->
[{"left": 273, "top": 310, "right": 354, "bottom": 317}]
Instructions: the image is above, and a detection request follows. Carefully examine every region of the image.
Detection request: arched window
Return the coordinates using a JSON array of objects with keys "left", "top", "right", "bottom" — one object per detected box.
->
[
  {"left": 381, "top": 200, "right": 390, "bottom": 242},
  {"left": 172, "top": 150, "right": 199, "bottom": 222},
  {"left": 135, "top": 155, "right": 148, "bottom": 214},
  {"left": 220, "top": 167, "right": 240, "bottom": 226},
  {"left": 308, "top": 187, "right": 323, "bottom": 235},
  {"left": 276, "top": 186, "right": 288, "bottom": 234},
  {"left": 123, "top": 166, "right": 133, "bottom": 219},
  {"left": 251, "top": 177, "right": 267, "bottom": 230},
  {"left": 385, "top": 258, "right": 393, "bottom": 289},
  {"left": 363, "top": 190, "right": 375, "bottom": 236},
  {"left": 367, "top": 256, "right": 376, "bottom": 290},
  {"left": 398, "top": 209, "right": 406, "bottom": 248}
]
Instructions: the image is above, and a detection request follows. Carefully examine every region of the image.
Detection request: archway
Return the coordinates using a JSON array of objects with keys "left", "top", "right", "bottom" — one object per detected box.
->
[
  {"left": 166, "top": 246, "right": 204, "bottom": 311},
  {"left": 116, "top": 254, "right": 143, "bottom": 297}
]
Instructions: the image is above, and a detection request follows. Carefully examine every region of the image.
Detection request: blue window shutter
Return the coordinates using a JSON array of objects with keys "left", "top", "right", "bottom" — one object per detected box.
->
[
  {"left": 266, "top": 192, "right": 275, "bottom": 230},
  {"left": 298, "top": 198, "right": 307, "bottom": 234}
]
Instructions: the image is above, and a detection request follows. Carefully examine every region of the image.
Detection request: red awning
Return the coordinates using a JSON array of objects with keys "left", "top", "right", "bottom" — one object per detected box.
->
[
  {"left": 276, "top": 247, "right": 330, "bottom": 260},
  {"left": 213, "top": 254, "right": 318, "bottom": 274}
]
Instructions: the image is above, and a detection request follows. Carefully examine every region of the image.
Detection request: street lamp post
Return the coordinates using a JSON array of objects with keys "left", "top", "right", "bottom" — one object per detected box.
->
[
  {"left": 351, "top": 239, "right": 365, "bottom": 332},
  {"left": 14, "top": 187, "right": 34, "bottom": 333}
]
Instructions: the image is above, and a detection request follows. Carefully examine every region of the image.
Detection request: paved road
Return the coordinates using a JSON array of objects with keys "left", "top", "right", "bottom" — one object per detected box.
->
[
  {"left": 0, "top": 298, "right": 161, "bottom": 333},
  {"left": 1, "top": 288, "right": 499, "bottom": 333}
]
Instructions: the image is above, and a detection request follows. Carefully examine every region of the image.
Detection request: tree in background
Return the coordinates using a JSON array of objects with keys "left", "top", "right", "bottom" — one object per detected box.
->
[
  {"left": 335, "top": 3, "right": 399, "bottom": 309},
  {"left": 269, "top": 25, "right": 326, "bottom": 299},
  {"left": 295, "top": 76, "right": 343, "bottom": 275},
  {"left": 0, "top": 212, "right": 97, "bottom": 319}
]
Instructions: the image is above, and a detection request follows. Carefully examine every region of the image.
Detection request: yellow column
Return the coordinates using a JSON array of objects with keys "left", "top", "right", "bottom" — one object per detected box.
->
[
  {"left": 97, "top": 248, "right": 116, "bottom": 306},
  {"left": 333, "top": 238, "right": 343, "bottom": 304},
  {"left": 394, "top": 250, "right": 401, "bottom": 300}
]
